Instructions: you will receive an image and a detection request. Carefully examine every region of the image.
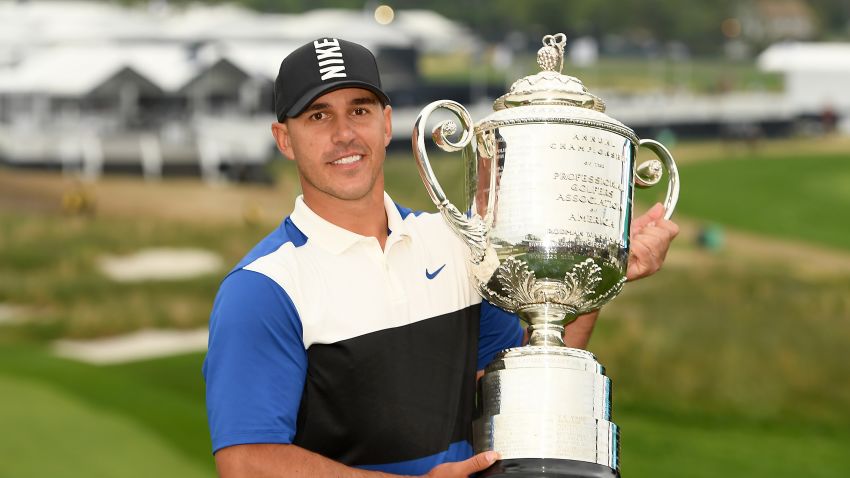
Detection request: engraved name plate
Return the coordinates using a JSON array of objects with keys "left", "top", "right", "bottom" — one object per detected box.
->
[
  {"left": 489, "top": 414, "right": 614, "bottom": 461},
  {"left": 490, "top": 124, "right": 633, "bottom": 247}
]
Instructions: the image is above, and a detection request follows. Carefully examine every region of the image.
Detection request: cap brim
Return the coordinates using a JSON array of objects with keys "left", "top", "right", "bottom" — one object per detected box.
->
[{"left": 286, "top": 81, "right": 391, "bottom": 118}]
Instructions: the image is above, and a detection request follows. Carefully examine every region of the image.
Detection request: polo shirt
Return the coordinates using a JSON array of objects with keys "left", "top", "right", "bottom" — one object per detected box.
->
[{"left": 203, "top": 192, "right": 523, "bottom": 475}]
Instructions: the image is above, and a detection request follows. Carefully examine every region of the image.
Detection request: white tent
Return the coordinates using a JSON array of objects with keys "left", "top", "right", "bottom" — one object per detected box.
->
[
  {"left": 758, "top": 42, "right": 850, "bottom": 72},
  {"left": 393, "top": 9, "right": 480, "bottom": 53},
  {"left": 757, "top": 42, "right": 850, "bottom": 113}
]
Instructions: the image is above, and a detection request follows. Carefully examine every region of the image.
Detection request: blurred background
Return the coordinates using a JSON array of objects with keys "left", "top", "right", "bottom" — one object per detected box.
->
[{"left": 1, "top": 0, "right": 849, "bottom": 477}]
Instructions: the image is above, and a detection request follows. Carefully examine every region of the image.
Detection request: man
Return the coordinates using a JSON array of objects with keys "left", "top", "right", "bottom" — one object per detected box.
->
[{"left": 204, "top": 38, "right": 678, "bottom": 478}]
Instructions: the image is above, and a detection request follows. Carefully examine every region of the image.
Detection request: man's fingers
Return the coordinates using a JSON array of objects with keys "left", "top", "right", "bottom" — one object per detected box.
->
[
  {"left": 635, "top": 229, "right": 671, "bottom": 262},
  {"left": 633, "top": 220, "right": 679, "bottom": 245},
  {"left": 425, "top": 451, "right": 499, "bottom": 478},
  {"left": 626, "top": 241, "right": 655, "bottom": 281},
  {"left": 630, "top": 203, "right": 665, "bottom": 232},
  {"left": 628, "top": 224, "right": 680, "bottom": 281},
  {"left": 627, "top": 210, "right": 678, "bottom": 282},
  {"left": 639, "top": 223, "right": 678, "bottom": 243},
  {"left": 463, "top": 451, "right": 499, "bottom": 474},
  {"left": 654, "top": 218, "right": 680, "bottom": 238}
]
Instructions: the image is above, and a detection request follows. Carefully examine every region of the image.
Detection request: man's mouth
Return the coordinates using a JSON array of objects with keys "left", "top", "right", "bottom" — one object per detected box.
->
[{"left": 331, "top": 155, "right": 363, "bottom": 165}]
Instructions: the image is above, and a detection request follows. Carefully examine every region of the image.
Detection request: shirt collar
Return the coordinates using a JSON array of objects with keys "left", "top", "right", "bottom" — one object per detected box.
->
[{"left": 289, "top": 192, "right": 412, "bottom": 255}]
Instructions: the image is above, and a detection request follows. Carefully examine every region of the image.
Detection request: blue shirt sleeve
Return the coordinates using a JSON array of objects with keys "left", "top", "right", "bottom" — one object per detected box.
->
[
  {"left": 203, "top": 269, "right": 307, "bottom": 454},
  {"left": 477, "top": 299, "right": 523, "bottom": 370}
]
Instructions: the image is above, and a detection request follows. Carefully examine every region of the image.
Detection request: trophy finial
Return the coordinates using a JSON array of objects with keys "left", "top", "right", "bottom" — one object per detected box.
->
[
  {"left": 537, "top": 33, "right": 567, "bottom": 73},
  {"left": 494, "top": 32, "right": 606, "bottom": 112}
]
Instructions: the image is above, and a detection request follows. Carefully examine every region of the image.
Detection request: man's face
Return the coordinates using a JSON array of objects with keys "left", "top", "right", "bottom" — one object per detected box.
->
[{"left": 272, "top": 88, "right": 392, "bottom": 206}]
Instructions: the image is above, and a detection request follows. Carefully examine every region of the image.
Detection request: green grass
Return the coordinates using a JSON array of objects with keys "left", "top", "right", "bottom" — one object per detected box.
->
[
  {"left": 0, "top": 346, "right": 214, "bottom": 477},
  {"left": 619, "top": 412, "right": 850, "bottom": 477},
  {"left": 597, "top": 251, "right": 850, "bottom": 476},
  {"left": 675, "top": 153, "right": 850, "bottom": 251},
  {"left": 596, "top": 262, "right": 850, "bottom": 426},
  {"left": 0, "top": 373, "right": 210, "bottom": 478}
]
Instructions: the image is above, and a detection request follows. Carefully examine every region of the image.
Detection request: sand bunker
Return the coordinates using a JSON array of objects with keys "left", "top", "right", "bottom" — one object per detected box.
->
[
  {"left": 0, "top": 304, "right": 27, "bottom": 325},
  {"left": 53, "top": 328, "right": 209, "bottom": 365},
  {"left": 98, "top": 248, "right": 223, "bottom": 282}
]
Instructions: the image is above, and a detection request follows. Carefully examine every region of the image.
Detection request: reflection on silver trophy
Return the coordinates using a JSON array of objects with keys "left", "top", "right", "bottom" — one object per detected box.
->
[{"left": 412, "top": 33, "right": 680, "bottom": 477}]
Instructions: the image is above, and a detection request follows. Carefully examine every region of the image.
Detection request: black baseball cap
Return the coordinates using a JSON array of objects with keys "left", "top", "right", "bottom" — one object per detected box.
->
[{"left": 274, "top": 38, "right": 391, "bottom": 121}]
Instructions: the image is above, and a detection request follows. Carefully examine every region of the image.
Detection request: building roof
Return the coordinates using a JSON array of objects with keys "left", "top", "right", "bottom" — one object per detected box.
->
[
  {"left": 0, "top": 44, "right": 196, "bottom": 95},
  {"left": 196, "top": 42, "right": 300, "bottom": 81}
]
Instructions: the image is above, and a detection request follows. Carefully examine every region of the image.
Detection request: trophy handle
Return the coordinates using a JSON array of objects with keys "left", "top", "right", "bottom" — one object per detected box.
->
[
  {"left": 412, "top": 100, "right": 489, "bottom": 263},
  {"left": 635, "top": 139, "right": 680, "bottom": 220}
]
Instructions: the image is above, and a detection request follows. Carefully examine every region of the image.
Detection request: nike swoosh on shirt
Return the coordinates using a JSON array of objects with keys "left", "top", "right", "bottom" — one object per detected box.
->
[{"left": 425, "top": 264, "right": 446, "bottom": 280}]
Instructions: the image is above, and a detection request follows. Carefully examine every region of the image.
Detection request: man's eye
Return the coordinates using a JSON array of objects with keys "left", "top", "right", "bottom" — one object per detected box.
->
[
  {"left": 353, "top": 107, "right": 368, "bottom": 115},
  {"left": 310, "top": 112, "right": 326, "bottom": 121}
]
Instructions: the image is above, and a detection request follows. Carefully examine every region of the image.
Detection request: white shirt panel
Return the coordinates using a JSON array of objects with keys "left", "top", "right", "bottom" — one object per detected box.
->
[{"left": 244, "top": 196, "right": 481, "bottom": 348}]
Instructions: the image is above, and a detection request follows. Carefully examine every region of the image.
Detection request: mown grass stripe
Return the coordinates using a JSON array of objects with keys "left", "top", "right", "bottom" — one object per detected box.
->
[
  {"left": 0, "top": 345, "right": 214, "bottom": 472},
  {"left": 675, "top": 153, "right": 850, "bottom": 251},
  {"left": 0, "top": 372, "right": 212, "bottom": 478}
]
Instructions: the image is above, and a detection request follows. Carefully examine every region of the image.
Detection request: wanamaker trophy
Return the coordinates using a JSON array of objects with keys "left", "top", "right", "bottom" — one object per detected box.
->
[{"left": 412, "top": 34, "right": 680, "bottom": 477}]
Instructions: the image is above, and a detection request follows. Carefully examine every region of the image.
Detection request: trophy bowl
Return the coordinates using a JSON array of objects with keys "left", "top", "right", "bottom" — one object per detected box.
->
[{"left": 412, "top": 34, "right": 679, "bottom": 477}]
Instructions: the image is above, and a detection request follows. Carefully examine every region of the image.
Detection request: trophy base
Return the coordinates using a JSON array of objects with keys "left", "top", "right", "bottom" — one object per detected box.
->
[
  {"left": 473, "top": 347, "right": 620, "bottom": 475},
  {"left": 481, "top": 458, "right": 619, "bottom": 478}
]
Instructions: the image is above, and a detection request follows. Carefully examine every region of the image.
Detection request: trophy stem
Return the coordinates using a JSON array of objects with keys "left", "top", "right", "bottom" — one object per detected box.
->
[
  {"left": 528, "top": 323, "right": 566, "bottom": 347},
  {"left": 518, "top": 304, "right": 573, "bottom": 347}
]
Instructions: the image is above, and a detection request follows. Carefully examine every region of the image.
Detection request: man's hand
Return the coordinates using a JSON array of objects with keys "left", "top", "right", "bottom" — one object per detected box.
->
[
  {"left": 422, "top": 451, "right": 499, "bottom": 478},
  {"left": 627, "top": 203, "right": 679, "bottom": 281}
]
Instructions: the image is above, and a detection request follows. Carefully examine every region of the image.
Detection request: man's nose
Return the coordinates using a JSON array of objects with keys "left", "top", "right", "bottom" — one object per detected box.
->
[{"left": 330, "top": 115, "right": 356, "bottom": 143}]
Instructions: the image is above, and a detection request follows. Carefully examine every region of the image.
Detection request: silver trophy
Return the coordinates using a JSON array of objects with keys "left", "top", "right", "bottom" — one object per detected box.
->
[{"left": 412, "top": 34, "right": 679, "bottom": 477}]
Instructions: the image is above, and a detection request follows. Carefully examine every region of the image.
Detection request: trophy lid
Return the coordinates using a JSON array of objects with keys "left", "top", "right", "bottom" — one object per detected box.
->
[{"left": 493, "top": 33, "right": 606, "bottom": 112}]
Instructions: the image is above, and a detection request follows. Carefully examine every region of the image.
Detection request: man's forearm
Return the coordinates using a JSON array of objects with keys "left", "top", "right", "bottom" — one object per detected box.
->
[
  {"left": 563, "top": 310, "right": 600, "bottom": 349},
  {"left": 215, "top": 444, "right": 406, "bottom": 478},
  {"left": 216, "top": 443, "right": 497, "bottom": 478}
]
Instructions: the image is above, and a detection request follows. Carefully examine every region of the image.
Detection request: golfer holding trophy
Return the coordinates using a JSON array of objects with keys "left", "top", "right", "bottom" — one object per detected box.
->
[{"left": 413, "top": 34, "right": 680, "bottom": 477}]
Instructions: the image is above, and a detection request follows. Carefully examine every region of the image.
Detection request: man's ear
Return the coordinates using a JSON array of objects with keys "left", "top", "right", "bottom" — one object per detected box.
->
[
  {"left": 383, "top": 105, "right": 393, "bottom": 147},
  {"left": 271, "top": 122, "right": 295, "bottom": 160}
]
